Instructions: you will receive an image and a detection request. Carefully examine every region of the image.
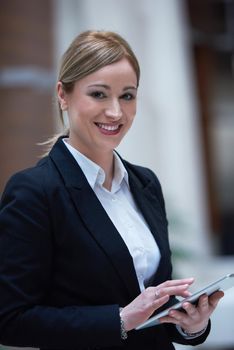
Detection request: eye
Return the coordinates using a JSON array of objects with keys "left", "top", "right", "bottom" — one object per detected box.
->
[
  {"left": 120, "top": 92, "right": 136, "bottom": 101},
  {"left": 90, "top": 91, "right": 106, "bottom": 99}
]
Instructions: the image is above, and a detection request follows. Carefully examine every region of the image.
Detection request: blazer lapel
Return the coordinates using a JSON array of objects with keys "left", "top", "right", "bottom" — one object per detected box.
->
[
  {"left": 124, "top": 163, "right": 166, "bottom": 250},
  {"left": 125, "top": 163, "right": 170, "bottom": 285},
  {"left": 49, "top": 139, "right": 140, "bottom": 300}
]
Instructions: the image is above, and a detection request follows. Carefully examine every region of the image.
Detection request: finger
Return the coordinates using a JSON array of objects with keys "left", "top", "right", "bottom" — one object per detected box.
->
[
  {"left": 198, "top": 294, "right": 209, "bottom": 313},
  {"left": 182, "top": 302, "right": 199, "bottom": 319},
  {"left": 159, "top": 278, "right": 194, "bottom": 289},
  {"left": 157, "top": 284, "right": 192, "bottom": 298},
  {"left": 209, "top": 291, "right": 224, "bottom": 308},
  {"left": 154, "top": 289, "right": 160, "bottom": 299},
  {"left": 159, "top": 314, "right": 181, "bottom": 325},
  {"left": 160, "top": 309, "right": 186, "bottom": 325},
  {"left": 151, "top": 294, "right": 170, "bottom": 310}
]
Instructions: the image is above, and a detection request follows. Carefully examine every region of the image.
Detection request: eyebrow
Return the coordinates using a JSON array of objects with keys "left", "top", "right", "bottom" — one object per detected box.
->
[{"left": 87, "top": 84, "right": 137, "bottom": 91}]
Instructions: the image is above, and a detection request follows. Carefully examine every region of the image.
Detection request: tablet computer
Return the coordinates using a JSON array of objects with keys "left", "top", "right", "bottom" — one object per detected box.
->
[{"left": 136, "top": 273, "right": 234, "bottom": 330}]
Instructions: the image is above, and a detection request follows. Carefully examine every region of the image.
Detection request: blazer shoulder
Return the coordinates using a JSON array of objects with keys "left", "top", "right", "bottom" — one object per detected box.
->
[{"left": 1, "top": 156, "right": 54, "bottom": 202}]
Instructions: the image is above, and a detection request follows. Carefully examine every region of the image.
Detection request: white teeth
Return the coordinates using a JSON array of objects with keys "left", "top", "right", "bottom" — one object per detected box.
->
[{"left": 96, "top": 123, "right": 119, "bottom": 131}]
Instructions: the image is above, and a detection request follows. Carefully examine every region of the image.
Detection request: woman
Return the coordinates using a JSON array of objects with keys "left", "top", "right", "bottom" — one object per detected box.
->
[{"left": 0, "top": 30, "right": 223, "bottom": 350}]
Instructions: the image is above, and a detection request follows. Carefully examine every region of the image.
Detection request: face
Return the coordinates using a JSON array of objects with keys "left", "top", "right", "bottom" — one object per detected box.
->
[{"left": 57, "top": 58, "right": 138, "bottom": 159}]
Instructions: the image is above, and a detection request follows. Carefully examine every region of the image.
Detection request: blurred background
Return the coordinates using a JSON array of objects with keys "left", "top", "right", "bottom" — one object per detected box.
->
[{"left": 0, "top": 0, "right": 233, "bottom": 349}]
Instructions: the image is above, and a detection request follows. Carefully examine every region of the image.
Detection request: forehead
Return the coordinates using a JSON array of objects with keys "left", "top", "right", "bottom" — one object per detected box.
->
[{"left": 77, "top": 58, "right": 138, "bottom": 87}]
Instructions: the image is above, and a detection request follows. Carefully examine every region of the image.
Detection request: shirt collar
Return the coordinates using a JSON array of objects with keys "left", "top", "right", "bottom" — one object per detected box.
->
[
  {"left": 112, "top": 152, "right": 129, "bottom": 192},
  {"left": 63, "top": 139, "right": 129, "bottom": 192}
]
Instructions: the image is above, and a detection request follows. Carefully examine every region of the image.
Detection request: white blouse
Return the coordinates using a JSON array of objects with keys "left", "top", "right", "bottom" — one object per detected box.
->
[{"left": 63, "top": 140, "right": 161, "bottom": 291}]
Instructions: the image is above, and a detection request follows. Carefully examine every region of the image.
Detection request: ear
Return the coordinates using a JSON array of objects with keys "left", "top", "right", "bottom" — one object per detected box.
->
[{"left": 57, "top": 81, "right": 68, "bottom": 111}]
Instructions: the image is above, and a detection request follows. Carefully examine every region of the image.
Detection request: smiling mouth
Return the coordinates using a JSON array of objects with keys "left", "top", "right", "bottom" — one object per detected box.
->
[{"left": 95, "top": 122, "right": 122, "bottom": 134}]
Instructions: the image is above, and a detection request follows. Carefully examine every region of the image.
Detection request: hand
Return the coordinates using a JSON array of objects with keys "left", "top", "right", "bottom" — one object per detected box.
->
[
  {"left": 120, "top": 278, "right": 194, "bottom": 331},
  {"left": 159, "top": 290, "right": 224, "bottom": 334}
]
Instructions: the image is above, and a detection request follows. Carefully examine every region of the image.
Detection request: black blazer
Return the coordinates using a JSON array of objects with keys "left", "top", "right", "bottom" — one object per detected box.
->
[{"left": 0, "top": 138, "right": 210, "bottom": 350}]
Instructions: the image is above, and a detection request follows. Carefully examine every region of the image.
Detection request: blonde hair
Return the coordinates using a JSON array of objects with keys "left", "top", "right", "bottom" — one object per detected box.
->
[{"left": 43, "top": 30, "right": 140, "bottom": 154}]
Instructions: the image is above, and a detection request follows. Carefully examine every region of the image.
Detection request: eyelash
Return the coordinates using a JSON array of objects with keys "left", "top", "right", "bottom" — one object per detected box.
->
[
  {"left": 121, "top": 93, "right": 135, "bottom": 101},
  {"left": 90, "top": 91, "right": 106, "bottom": 99},
  {"left": 89, "top": 91, "right": 135, "bottom": 101}
]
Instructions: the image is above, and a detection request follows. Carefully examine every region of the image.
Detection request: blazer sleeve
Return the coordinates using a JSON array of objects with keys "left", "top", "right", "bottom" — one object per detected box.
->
[{"left": 0, "top": 170, "right": 122, "bottom": 349}]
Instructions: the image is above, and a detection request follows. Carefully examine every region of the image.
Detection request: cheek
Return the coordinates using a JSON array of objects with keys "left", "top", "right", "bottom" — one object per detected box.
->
[
  {"left": 68, "top": 101, "right": 92, "bottom": 121},
  {"left": 80, "top": 101, "right": 103, "bottom": 123},
  {"left": 126, "top": 105, "right": 137, "bottom": 123}
]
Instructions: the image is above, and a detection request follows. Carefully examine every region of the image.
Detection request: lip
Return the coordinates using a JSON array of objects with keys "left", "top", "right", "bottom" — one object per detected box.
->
[{"left": 95, "top": 122, "right": 122, "bottom": 135}]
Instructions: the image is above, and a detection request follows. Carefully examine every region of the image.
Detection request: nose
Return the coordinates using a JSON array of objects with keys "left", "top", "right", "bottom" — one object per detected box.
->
[{"left": 105, "top": 99, "right": 123, "bottom": 119}]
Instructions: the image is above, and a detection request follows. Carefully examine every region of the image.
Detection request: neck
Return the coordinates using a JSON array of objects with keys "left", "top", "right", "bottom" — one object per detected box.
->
[
  {"left": 67, "top": 138, "right": 115, "bottom": 191},
  {"left": 92, "top": 151, "right": 114, "bottom": 191}
]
